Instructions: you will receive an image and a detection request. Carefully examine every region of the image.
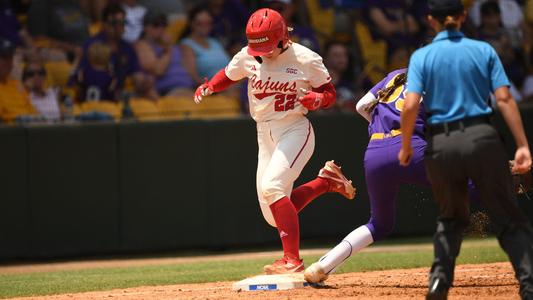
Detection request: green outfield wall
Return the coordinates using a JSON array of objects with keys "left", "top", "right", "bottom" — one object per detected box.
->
[{"left": 0, "top": 109, "right": 532, "bottom": 260}]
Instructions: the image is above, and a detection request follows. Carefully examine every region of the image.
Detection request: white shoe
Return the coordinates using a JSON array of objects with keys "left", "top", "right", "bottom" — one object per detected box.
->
[{"left": 304, "top": 262, "right": 328, "bottom": 283}]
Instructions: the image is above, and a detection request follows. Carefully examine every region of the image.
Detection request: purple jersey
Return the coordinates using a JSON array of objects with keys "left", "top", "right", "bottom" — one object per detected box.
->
[
  {"left": 368, "top": 68, "right": 425, "bottom": 138},
  {"left": 71, "top": 32, "right": 140, "bottom": 101}
]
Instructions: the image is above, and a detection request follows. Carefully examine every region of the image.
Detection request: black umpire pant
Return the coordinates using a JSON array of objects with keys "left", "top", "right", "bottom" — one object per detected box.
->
[{"left": 424, "top": 118, "right": 533, "bottom": 299}]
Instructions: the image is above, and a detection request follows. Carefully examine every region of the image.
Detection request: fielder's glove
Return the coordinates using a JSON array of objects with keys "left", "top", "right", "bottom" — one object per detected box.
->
[
  {"left": 298, "top": 88, "right": 323, "bottom": 111},
  {"left": 510, "top": 160, "right": 532, "bottom": 194},
  {"left": 194, "top": 78, "right": 214, "bottom": 104}
]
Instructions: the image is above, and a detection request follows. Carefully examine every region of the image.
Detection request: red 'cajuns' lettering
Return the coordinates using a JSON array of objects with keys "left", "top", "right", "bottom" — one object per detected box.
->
[{"left": 250, "top": 74, "right": 297, "bottom": 95}]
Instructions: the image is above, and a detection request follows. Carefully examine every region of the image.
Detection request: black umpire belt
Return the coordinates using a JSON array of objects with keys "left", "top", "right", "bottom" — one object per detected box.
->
[{"left": 428, "top": 115, "right": 491, "bottom": 135}]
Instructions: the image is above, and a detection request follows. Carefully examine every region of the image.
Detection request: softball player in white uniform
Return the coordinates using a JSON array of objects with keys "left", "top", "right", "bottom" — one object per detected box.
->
[{"left": 193, "top": 8, "right": 355, "bottom": 274}]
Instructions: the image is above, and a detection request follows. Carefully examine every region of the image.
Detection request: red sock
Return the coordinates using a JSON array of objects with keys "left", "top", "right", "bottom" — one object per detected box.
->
[
  {"left": 269, "top": 197, "right": 300, "bottom": 259},
  {"left": 290, "top": 177, "right": 329, "bottom": 212}
]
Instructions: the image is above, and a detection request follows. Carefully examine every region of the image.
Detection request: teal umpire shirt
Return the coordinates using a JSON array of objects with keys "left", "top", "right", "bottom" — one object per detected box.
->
[{"left": 407, "top": 30, "right": 510, "bottom": 125}]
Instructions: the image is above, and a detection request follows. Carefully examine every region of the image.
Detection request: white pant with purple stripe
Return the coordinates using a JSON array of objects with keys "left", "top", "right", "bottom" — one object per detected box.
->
[{"left": 256, "top": 114, "right": 315, "bottom": 227}]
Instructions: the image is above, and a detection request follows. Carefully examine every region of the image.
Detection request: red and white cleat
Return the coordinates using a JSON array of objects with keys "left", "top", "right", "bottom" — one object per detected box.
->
[
  {"left": 263, "top": 256, "right": 305, "bottom": 275},
  {"left": 318, "top": 160, "right": 356, "bottom": 200}
]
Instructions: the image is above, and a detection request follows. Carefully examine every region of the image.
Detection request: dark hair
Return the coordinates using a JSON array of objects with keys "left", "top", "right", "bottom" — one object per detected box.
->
[
  {"left": 179, "top": 4, "right": 212, "bottom": 41},
  {"left": 434, "top": 13, "right": 463, "bottom": 30},
  {"left": 429, "top": 0, "right": 465, "bottom": 30},
  {"left": 323, "top": 40, "right": 345, "bottom": 55},
  {"left": 102, "top": 3, "right": 125, "bottom": 22},
  {"left": 481, "top": 0, "right": 500, "bottom": 16},
  {"left": 323, "top": 40, "right": 355, "bottom": 86},
  {"left": 377, "top": 72, "right": 407, "bottom": 102},
  {"left": 143, "top": 12, "right": 168, "bottom": 26}
]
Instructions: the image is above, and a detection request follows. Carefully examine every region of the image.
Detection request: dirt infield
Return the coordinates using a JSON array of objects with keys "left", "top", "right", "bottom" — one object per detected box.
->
[{"left": 11, "top": 262, "right": 519, "bottom": 300}]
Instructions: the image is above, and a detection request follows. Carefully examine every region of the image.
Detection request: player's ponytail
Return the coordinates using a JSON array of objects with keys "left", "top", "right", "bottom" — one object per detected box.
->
[
  {"left": 434, "top": 12, "right": 463, "bottom": 30},
  {"left": 377, "top": 72, "right": 407, "bottom": 103},
  {"left": 366, "top": 71, "right": 407, "bottom": 113},
  {"left": 443, "top": 15, "right": 460, "bottom": 30}
]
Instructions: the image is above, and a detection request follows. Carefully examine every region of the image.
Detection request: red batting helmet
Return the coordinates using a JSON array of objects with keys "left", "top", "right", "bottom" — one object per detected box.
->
[{"left": 246, "top": 8, "right": 289, "bottom": 56}]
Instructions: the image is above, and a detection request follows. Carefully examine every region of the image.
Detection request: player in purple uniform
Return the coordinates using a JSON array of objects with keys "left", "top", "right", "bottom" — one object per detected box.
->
[{"left": 304, "top": 68, "right": 433, "bottom": 283}]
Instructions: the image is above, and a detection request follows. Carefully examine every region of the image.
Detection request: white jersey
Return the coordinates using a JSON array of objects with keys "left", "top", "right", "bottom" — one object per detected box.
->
[{"left": 225, "top": 42, "right": 331, "bottom": 122}]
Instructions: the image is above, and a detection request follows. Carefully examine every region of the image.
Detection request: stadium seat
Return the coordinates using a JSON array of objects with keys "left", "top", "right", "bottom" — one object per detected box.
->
[
  {"left": 156, "top": 95, "right": 241, "bottom": 120},
  {"left": 157, "top": 96, "right": 198, "bottom": 120},
  {"left": 165, "top": 17, "right": 187, "bottom": 45},
  {"left": 463, "top": 0, "right": 475, "bottom": 9},
  {"left": 196, "top": 95, "right": 241, "bottom": 119},
  {"left": 354, "top": 21, "right": 388, "bottom": 85},
  {"left": 79, "top": 100, "right": 123, "bottom": 120},
  {"left": 129, "top": 98, "right": 162, "bottom": 121},
  {"left": 306, "top": 0, "right": 334, "bottom": 45},
  {"left": 45, "top": 61, "right": 74, "bottom": 89}
]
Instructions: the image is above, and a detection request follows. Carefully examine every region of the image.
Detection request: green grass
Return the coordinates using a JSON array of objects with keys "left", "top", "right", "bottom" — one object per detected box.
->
[{"left": 0, "top": 237, "right": 508, "bottom": 299}]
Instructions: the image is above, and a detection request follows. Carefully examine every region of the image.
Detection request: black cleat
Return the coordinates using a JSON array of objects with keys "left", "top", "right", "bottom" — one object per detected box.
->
[{"left": 426, "top": 278, "right": 449, "bottom": 300}]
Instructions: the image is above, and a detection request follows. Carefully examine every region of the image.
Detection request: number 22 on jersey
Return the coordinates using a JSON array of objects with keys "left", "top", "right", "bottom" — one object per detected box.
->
[{"left": 274, "top": 94, "right": 297, "bottom": 112}]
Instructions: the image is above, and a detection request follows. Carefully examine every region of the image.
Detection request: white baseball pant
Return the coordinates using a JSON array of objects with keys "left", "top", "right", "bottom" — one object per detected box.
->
[{"left": 255, "top": 114, "right": 315, "bottom": 227}]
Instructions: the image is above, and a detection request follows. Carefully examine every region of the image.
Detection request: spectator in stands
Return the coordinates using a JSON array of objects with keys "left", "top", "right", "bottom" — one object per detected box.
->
[
  {"left": 11, "top": 0, "right": 31, "bottom": 16},
  {"left": 523, "top": 76, "right": 533, "bottom": 102},
  {"left": 131, "top": 71, "right": 159, "bottom": 100},
  {"left": 0, "top": 0, "right": 32, "bottom": 48},
  {"left": 365, "top": 0, "right": 420, "bottom": 70},
  {"left": 477, "top": 1, "right": 528, "bottom": 91},
  {"left": 121, "top": 0, "right": 147, "bottom": 43},
  {"left": 138, "top": 0, "right": 186, "bottom": 17},
  {"left": 0, "top": 39, "right": 36, "bottom": 123},
  {"left": 523, "top": 49, "right": 533, "bottom": 102},
  {"left": 73, "top": 41, "right": 117, "bottom": 102},
  {"left": 323, "top": 41, "right": 358, "bottom": 112},
  {"left": 366, "top": 1, "right": 420, "bottom": 41},
  {"left": 266, "top": 0, "right": 320, "bottom": 53},
  {"left": 180, "top": 6, "right": 230, "bottom": 85},
  {"left": 22, "top": 59, "right": 61, "bottom": 122},
  {"left": 27, "top": 0, "right": 91, "bottom": 62},
  {"left": 208, "top": 0, "right": 249, "bottom": 55},
  {"left": 469, "top": 0, "right": 530, "bottom": 49},
  {"left": 476, "top": 1, "right": 509, "bottom": 41},
  {"left": 527, "top": 0, "right": 533, "bottom": 26},
  {"left": 135, "top": 12, "right": 194, "bottom": 97},
  {"left": 71, "top": 3, "right": 143, "bottom": 102},
  {"left": 0, "top": 0, "right": 35, "bottom": 82},
  {"left": 80, "top": 0, "right": 109, "bottom": 24}
]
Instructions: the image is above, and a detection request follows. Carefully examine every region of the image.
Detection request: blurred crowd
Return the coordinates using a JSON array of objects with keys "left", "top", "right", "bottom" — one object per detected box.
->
[{"left": 0, "top": 0, "right": 532, "bottom": 124}]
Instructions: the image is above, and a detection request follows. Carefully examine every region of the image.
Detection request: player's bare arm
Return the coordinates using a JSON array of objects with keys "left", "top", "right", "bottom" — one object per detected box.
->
[
  {"left": 494, "top": 86, "right": 532, "bottom": 174},
  {"left": 398, "top": 92, "right": 421, "bottom": 166}
]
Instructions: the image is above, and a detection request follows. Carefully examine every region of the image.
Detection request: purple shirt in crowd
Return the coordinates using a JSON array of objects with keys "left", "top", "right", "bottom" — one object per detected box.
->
[
  {"left": 0, "top": 4, "right": 22, "bottom": 46},
  {"left": 210, "top": 0, "right": 249, "bottom": 49},
  {"left": 72, "top": 32, "right": 140, "bottom": 101},
  {"left": 291, "top": 26, "right": 320, "bottom": 53},
  {"left": 150, "top": 43, "right": 193, "bottom": 95},
  {"left": 368, "top": 68, "right": 426, "bottom": 138}
]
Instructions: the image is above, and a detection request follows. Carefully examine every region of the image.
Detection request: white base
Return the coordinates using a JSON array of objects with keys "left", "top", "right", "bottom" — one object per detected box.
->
[{"left": 232, "top": 273, "right": 311, "bottom": 291}]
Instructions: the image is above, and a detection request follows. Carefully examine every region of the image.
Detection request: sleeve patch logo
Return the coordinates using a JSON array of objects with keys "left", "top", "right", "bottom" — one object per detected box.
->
[{"left": 286, "top": 68, "right": 298, "bottom": 74}]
